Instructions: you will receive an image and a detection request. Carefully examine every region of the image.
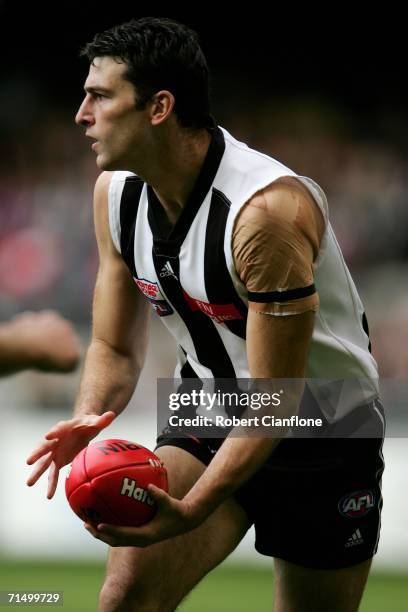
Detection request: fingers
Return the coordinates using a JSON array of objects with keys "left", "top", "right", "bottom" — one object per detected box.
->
[
  {"left": 71, "top": 410, "right": 116, "bottom": 434},
  {"left": 26, "top": 452, "right": 53, "bottom": 486},
  {"left": 96, "top": 411, "right": 116, "bottom": 428},
  {"left": 44, "top": 411, "right": 115, "bottom": 438},
  {"left": 26, "top": 438, "right": 58, "bottom": 465},
  {"left": 26, "top": 411, "right": 117, "bottom": 495},
  {"left": 84, "top": 523, "right": 151, "bottom": 548},
  {"left": 45, "top": 420, "right": 72, "bottom": 440},
  {"left": 47, "top": 461, "right": 60, "bottom": 499},
  {"left": 84, "top": 523, "right": 117, "bottom": 547}
]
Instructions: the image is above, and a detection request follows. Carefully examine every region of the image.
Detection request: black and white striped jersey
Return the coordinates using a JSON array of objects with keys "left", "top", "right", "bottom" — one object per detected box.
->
[{"left": 108, "top": 126, "right": 379, "bottom": 419}]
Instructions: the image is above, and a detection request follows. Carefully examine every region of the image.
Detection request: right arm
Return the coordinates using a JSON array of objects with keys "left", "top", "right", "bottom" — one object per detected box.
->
[
  {"left": 27, "top": 171, "right": 151, "bottom": 496},
  {"left": 74, "top": 171, "right": 150, "bottom": 418}
]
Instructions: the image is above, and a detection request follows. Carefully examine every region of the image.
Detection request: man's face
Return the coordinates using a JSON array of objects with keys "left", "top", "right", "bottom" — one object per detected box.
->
[{"left": 75, "top": 56, "right": 149, "bottom": 170}]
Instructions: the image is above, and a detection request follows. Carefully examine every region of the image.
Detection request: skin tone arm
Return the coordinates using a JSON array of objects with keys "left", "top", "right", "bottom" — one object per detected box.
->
[
  {"left": 72, "top": 172, "right": 150, "bottom": 420},
  {"left": 26, "top": 171, "right": 151, "bottom": 497},
  {"left": 181, "top": 309, "right": 315, "bottom": 523},
  {"left": 0, "top": 310, "right": 81, "bottom": 376}
]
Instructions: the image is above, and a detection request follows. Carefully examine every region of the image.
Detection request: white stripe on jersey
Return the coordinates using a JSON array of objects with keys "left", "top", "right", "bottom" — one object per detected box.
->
[{"left": 108, "top": 171, "right": 131, "bottom": 253}]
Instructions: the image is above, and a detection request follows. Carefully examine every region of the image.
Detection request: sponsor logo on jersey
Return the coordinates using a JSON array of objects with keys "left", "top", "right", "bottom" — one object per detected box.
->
[
  {"left": 134, "top": 277, "right": 173, "bottom": 317},
  {"left": 183, "top": 290, "right": 244, "bottom": 324},
  {"left": 338, "top": 490, "right": 375, "bottom": 518}
]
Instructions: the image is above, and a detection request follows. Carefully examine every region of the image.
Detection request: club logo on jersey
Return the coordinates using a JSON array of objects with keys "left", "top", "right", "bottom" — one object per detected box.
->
[
  {"left": 183, "top": 290, "right": 244, "bottom": 324},
  {"left": 134, "top": 277, "right": 173, "bottom": 317},
  {"left": 338, "top": 490, "right": 376, "bottom": 518}
]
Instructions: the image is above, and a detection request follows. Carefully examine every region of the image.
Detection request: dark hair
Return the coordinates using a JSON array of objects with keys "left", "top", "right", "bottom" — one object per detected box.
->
[{"left": 80, "top": 17, "right": 212, "bottom": 129}]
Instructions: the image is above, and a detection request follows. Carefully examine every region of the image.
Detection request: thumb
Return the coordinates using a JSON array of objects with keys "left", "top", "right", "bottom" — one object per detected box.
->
[
  {"left": 96, "top": 411, "right": 116, "bottom": 428},
  {"left": 147, "top": 484, "right": 169, "bottom": 505}
]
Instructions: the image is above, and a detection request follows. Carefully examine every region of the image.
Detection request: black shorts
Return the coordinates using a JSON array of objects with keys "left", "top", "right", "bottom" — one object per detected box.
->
[{"left": 156, "top": 400, "right": 385, "bottom": 570}]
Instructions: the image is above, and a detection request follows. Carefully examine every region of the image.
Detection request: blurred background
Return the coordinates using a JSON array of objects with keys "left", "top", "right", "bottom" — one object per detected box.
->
[{"left": 0, "top": 3, "right": 407, "bottom": 610}]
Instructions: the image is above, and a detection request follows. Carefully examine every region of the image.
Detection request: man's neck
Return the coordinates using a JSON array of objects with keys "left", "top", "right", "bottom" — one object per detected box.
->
[{"left": 142, "top": 127, "right": 212, "bottom": 227}]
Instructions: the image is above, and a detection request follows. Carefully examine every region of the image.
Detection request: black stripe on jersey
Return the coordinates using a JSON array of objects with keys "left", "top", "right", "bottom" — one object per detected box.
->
[
  {"left": 119, "top": 176, "right": 144, "bottom": 277},
  {"left": 204, "top": 188, "right": 247, "bottom": 339},
  {"left": 248, "top": 284, "right": 316, "bottom": 303},
  {"left": 147, "top": 126, "right": 226, "bottom": 255},
  {"left": 362, "top": 312, "right": 372, "bottom": 353},
  {"left": 180, "top": 357, "right": 199, "bottom": 379},
  {"left": 151, "top": 253, "right": 237, "bottom": 378}
]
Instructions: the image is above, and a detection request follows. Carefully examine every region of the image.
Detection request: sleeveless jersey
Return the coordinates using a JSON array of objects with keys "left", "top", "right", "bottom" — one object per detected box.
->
[{"left": 108, "top": 126, "right": 379, "bottom": 420}]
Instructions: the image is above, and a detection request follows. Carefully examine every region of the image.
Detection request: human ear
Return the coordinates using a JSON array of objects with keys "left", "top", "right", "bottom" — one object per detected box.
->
[{"left": 149, "top": 90, "right": 175, "bottom": 126}]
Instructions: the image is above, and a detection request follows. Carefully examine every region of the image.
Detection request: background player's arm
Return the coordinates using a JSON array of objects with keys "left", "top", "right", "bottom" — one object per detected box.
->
[
  {"left": 27, "top": 171, "right": 151, "bottom": 496},
  {"left": 73, "top": 171, "right": 150, "bottom": 418},
  {"left": 0, "top": 310, "right": 80, "bottom": 376}
]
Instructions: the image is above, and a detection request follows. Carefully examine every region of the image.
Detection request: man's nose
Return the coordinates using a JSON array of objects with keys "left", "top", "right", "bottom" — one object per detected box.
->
[{"left": 75, "top": 97, "right": 94, "bottom": 127}]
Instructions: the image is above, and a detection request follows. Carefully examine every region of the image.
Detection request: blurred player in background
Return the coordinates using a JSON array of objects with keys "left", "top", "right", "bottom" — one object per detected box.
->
[
  {"left": 26, "top": 17, "right": 384, "bottom": 611},
  {"left": 0, "top": 310, "right": 80, "bottom": 376}
]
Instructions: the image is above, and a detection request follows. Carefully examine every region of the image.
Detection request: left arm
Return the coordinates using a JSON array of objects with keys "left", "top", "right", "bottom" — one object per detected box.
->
[{"left": 180, "top": 307, "right": 315, "bottom": 525}]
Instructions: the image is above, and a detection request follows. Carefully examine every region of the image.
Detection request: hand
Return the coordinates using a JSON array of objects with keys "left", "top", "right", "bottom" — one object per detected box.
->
[
  {"left": 84, "top": 484, "right": 202, "bottom": 547},
  {"left": 8, "top": 310, "right": 81, "bottom": 372},
  {"left": 26, "top": 411, "right": 116, "bottom": 498}
]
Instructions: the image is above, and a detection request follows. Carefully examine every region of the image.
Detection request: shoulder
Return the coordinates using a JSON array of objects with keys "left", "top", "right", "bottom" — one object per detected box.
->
[
  {"left": 94, "top": 171, "right": 115, "bottom": 203},
  {"left": 234, "top": 176, "right": 325, "bottom": 251},
  {"left": 245, "top": 176, "right": 322, "bottom": 224},
  {"left": 94, "top": 171, "right": 138, "bottom": 200},
  {"left": 93, "top": 172, "right": 116, "bottom": 246}
]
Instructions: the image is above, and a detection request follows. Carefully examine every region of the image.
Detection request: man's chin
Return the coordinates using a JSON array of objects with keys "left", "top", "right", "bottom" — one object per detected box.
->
[{"left": 96, "top": 155, "right": 118, "bottom": 171}]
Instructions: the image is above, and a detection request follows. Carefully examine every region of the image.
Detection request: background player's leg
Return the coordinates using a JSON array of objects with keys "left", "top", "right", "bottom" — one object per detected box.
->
[
  {"left": 99, "top": 446, "right": 250, "bottom": 612},
  {"left": 273, "top": 557, "right": 372, "bottom": 612}
]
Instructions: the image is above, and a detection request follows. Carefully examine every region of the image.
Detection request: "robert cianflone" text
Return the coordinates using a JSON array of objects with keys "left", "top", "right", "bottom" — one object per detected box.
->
[{"left": 168, "top": 415, "right": 323, "bottom": 428}]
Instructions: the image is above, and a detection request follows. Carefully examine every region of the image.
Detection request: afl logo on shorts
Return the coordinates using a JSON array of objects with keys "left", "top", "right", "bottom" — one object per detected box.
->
[{"left": 338, "top": 490, "right": 375, "bottom": 518}]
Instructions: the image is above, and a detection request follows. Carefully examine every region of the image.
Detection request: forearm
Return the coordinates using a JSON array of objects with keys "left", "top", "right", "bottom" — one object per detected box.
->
[
  {"left": 184, "top": 312, "right": 313, "bottom": 525},
  {"left": 184, "top": 435, "right": 281, "bottom": 523},
  {"left": 74, "top": 338, "right": 141, "bottom": 417},
  {"left": 0, "top": 324, "right": 32, "bottom": 374}
]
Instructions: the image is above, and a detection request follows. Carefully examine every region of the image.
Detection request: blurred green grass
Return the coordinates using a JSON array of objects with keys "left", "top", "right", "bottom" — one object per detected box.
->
[{"left": 0, "top": 560, "right": 406, "bottom": 611}]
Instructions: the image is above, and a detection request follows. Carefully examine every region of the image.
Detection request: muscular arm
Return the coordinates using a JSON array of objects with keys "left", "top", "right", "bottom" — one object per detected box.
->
[
  {"left": 183, "top": 178, "right": 324, "bottom": 522},
  {"left": 184, "top": 309, "right": 315, "bottom": 522},
  {"left": 74, "top": 171, "right": 150, "bottom": 417}
]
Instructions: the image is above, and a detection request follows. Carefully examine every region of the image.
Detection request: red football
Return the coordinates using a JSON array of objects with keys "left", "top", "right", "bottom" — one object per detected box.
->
[{"left": 65, "top": 439, "right": 168, "bottom": 527}]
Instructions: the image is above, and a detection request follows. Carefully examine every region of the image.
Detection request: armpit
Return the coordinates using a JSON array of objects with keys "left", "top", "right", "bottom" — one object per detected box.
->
[{"left": 232, "top": 177, "right": 325, "bottom": 316}]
